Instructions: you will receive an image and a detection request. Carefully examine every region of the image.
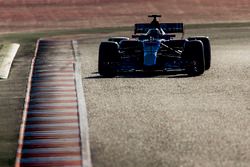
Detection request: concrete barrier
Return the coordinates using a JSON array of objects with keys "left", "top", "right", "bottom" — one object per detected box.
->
[{"left": 0, "top": 43, "right": 20, "bottom": 79}]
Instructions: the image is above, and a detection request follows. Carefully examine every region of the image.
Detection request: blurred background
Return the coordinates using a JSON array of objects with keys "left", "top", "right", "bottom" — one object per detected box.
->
[{"left": 0, "top": 0, "right": 249, "bottom": 33}]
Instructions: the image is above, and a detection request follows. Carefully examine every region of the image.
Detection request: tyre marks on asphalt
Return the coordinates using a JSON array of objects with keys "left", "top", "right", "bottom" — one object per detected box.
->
[{"left": 15, "top": 40, "right": 91, "bottom": 167}]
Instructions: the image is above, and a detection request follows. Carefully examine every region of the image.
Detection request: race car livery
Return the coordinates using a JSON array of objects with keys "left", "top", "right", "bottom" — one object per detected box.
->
[{"left": 98, "top": 15, "right": 211, "bottom": 77}]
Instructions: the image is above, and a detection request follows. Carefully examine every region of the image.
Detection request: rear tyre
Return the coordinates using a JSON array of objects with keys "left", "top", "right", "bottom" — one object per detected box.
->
[
  {"left": 184, "top": 40, "right": 205, "bottom": 76},
  {"left": 98, "top": 42, "right": 119, "bottom": 77},
  {"left": 188, "top": 37, "right": 211, "bottom": 70}
]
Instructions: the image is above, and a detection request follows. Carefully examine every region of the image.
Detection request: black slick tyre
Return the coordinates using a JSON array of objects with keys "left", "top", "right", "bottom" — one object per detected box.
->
[
  {"left": 98, "top": 42, "right": 119, "bottom": 77},
  {"left": 184, "top": 40, "right": 205, "bottom": 76},
  {"left": 188, "top": 37, "right": 211, "bottom": 70}
]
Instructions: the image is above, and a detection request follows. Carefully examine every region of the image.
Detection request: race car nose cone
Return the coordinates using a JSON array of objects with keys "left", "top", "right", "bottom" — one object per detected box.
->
[{"left": 143, "top": 40, "right": 160, "bottom": 66}]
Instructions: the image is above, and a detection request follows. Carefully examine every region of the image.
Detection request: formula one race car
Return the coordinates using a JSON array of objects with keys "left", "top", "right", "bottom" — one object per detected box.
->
[{"left": 98, "top": 15, "right": 211, "bottom": 77}]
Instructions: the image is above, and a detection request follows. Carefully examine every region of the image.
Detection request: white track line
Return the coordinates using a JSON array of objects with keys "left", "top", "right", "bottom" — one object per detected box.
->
[
  {"left": 0, "top": 43, "right": 20, "bottom": 79},
  {"left": 72, "top": 40, "right": 92, "bottom": 167}
]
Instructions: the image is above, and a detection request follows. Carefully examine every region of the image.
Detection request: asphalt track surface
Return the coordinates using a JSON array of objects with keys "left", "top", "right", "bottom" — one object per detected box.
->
[
  {"left": 78, "top": 26, "right": 250, "bottom": 167},
  {"left": 0, "top": 25, "right": 249, "bottom": 167}
]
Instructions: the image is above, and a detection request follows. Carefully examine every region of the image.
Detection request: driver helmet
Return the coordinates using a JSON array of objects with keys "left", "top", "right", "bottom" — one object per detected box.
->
[{"left": 147, "top": 28, "right": 162, "bottom": 39}]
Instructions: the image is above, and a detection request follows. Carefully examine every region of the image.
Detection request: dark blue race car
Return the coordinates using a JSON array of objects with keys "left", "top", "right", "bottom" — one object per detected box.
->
[{"left": 98, "top": 15, "right": 211, "bottom": 77}]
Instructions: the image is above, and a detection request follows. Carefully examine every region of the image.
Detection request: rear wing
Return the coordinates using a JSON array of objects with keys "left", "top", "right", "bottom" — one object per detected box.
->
[{"left": 134, "top": 23, "right": 184, "bottom": 34}]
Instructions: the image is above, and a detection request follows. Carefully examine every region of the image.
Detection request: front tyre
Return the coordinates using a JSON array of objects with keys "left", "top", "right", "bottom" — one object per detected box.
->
[
  {"left": 188, "top": 37, "right": 211, "bottom": 70},
  {"left": 98, "top": 42, "right": 119, "bottom": 77},
  {"left": 184, "top": 40, "right": 205, "bottom": 76}
]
